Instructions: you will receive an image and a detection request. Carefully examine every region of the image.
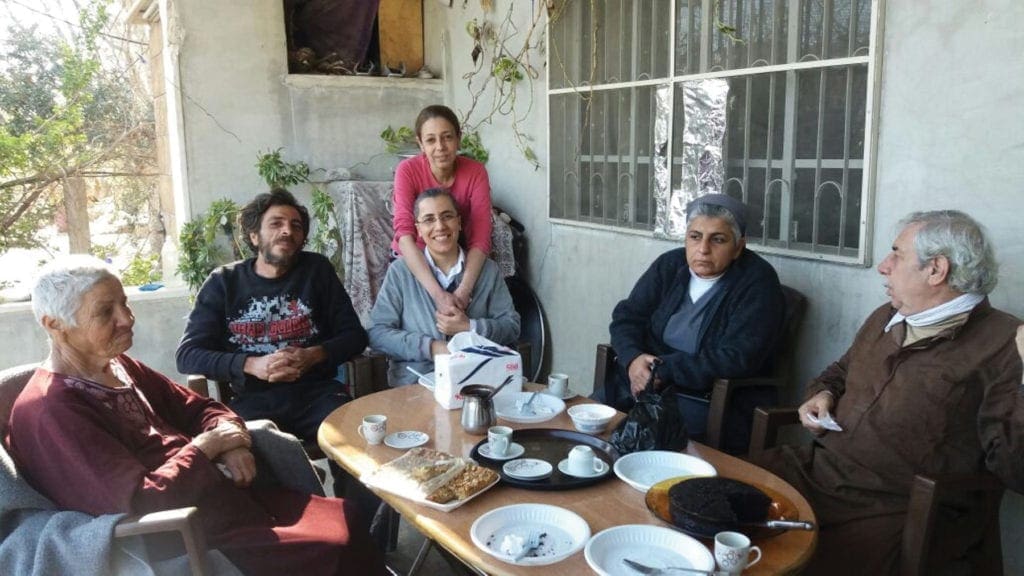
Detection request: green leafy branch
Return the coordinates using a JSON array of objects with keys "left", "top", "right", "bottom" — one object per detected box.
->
[
  {"left": 258, "top": 148, "right": 344, "bottom": 278},
  {"left": 308, "top": 187, "right": 344, "bottom": 281},
  {"left": 458, "top": 3, "right": 548, "bottom": 170},
  {"left": 256, "top": 147, "right": 310, "bottom": 188},
  {"left": 459, "top": 131, "right": 489, "bottom": 164},
  {"left": 379, "top": 125, "right": 417, "bottom": 154},
  {"left": 176, "top": 198, "right": 241, "bottom": 294},
  {"left": 378, "top": 124, "right": 489, "bottom": 165},
  {"left": 715, "top": 20, "right": 747, "bottom": 45}
]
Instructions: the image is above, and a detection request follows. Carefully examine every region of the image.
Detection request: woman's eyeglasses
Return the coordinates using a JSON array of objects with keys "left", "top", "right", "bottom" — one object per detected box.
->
[{"left": 416, "top": 211, "right": 459, "bottom": 226}]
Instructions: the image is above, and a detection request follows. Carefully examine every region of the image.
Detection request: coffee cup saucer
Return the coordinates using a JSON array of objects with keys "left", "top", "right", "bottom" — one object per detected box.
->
[
  {"left": 558, "top": 458, "right": 610, "bottom": 479},
  {"left": 542, "top": 388, "right": 576, "bottom": 401},
  {"left": 383, "top": 430, "right": 429, "bottom": 450},
  {"left": 479, "top": 442, "right": 526, "bottom": 461},
  {"left": 503, "top": 458, "right": 553, "bottom": 480}
]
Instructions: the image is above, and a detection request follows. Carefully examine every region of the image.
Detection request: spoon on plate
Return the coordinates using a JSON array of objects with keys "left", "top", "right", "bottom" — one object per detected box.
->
[{"left": 519, "top": 391, "right": 539, "bottom": 415}]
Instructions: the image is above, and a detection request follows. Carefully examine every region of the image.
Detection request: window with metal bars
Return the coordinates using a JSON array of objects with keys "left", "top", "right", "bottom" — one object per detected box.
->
[{"left": 548, "top": 0, "right": 882, "bottom": 263}]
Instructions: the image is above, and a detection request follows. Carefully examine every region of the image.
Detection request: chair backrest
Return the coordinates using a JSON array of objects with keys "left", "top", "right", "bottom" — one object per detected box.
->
[
  {"left": 772, "top": 285, "right": 807, "bottom": 383},
  {"left": 0, "top": 364, "right": 38, "bottom": 441}
]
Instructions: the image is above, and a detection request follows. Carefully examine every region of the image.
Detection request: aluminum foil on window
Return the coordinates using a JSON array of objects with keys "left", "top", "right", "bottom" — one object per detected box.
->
[{"left": 654, "top": 79, "right": 730, "bottom": 239}]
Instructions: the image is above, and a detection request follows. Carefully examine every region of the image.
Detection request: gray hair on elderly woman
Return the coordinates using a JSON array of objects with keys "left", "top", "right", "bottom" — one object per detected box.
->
[{"left": 31, "top": 255, "right": 117, "bottom": 327}]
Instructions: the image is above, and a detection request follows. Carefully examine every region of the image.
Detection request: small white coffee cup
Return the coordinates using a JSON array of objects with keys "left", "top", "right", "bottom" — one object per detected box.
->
[
  {"left": 547, "top": 373, "right": 569, "bottom": 397},
  {"left": 567, "top": 445, "right": 603, "bottom": 476},
  {"left": 487, "top": 425, "right": 513, "bottom": 457},
  {"left": 358, "top": 414, "right": 387, "bottom": 445},
  {"left": 714, "top": 531, "right": 762, "bottom": 575}
]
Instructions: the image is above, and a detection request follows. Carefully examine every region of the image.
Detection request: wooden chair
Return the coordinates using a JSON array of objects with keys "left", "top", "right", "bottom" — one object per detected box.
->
[
  {"left": 595, "top": 285, "right": 806, "bottom": 452},
  {"left": 749, "top": 407, "right": 1008, "bottom": 576},
  {"left": 1, "top": 363, "right": 211, "bottom": 576}
]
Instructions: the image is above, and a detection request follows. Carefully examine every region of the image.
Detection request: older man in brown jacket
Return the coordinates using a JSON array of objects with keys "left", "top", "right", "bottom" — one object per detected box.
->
[{"left": 757, "top": 210, "right": 1023, "bottom": 575}]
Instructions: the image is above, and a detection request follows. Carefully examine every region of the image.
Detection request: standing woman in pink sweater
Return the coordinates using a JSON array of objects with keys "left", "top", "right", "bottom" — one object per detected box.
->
[{"left": 392, "top": 105, "right": 492, "bottom": 316}]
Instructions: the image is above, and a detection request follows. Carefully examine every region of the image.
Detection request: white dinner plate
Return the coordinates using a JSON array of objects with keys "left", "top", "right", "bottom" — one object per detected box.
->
[
  {"left": 494, "top": 392, "right": 566, "bottom": 424},
  {"left": 613, "top": 451, "right": 716, "bottom": 492},
  {"left": 471, "top": 504, "right": 591, "bottom": 566},
  {"left": 557, "top": 458, "right": 610, "bottom": 479},
  {"left": 503, "top": 458, "right": 553, "bottom": 480},
  {"left": 584, "top": 524, "right": 715, "bottom": 576},
  {"left": 383, "top": 431, "right": 429, "bottom": 450},
  {"left": 478, "top": 441, "right": 526, "bottom": 461}
]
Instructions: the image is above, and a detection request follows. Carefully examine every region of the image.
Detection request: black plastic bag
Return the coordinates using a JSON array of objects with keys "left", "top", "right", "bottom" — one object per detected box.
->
[{"left": 609, "top": 359, "right": 689, "bottom": 454}]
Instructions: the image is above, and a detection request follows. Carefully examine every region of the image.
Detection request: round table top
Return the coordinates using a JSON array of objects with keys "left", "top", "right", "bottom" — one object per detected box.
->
[{"left": 318, "top": 383, "right": 817, "bottom": 576}]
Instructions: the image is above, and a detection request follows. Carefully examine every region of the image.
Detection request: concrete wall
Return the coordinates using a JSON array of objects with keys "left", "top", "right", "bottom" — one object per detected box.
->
[
  {"left": 436, "top": 1, "right": 1024, "bottom": 569},
  {"left": 0, "top": 288, "right": 192, "bottom": 381},
  {"left": 166, "top": 0, "right": 447, "bottom": 215},
  {"left": 498, "top": 0, "right": 1024, "bottom": 403}
]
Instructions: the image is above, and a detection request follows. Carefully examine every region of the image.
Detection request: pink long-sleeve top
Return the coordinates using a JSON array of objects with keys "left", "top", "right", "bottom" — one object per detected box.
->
[{"left": 391, "top": 154, "right": 493, "bottom": 254}]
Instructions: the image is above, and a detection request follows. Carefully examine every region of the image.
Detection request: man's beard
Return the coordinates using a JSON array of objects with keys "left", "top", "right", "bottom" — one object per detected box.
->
[{"left": 259, "top": 240, "right": 297, "bottom": 269}]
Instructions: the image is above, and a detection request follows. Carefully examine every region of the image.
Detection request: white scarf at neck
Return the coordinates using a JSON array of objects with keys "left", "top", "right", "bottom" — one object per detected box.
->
[
  {"left": 884, "top": 292, "right": 984, "bottom": 333},
  {"left": 688, "top": 270, "right": 722, "bottom": 303}
]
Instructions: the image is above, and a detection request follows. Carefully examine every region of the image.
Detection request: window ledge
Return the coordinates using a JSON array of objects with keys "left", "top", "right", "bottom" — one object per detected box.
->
[
  {"left": 282, "top": 74, "right": 443, "bottom": 92},
  {"left": 550, "top": 217, "right": 659, "bottom": 239}
]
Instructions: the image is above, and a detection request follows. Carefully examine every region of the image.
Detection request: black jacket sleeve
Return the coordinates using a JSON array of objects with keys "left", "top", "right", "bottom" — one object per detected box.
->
[
  {"left": 610, "top": 251, "right": 680, "bottom": 373},
  {"left": 175, "top": 269, "right": 248, "bottom": 384}
]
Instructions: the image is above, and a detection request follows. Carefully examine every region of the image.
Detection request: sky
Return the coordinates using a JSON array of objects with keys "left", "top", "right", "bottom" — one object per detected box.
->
[
  {"left": 0, "top": 0, "right": 81, "bottom": 42},
  {"left": 0, "top": 0, "right": 139, "bottom": 46}
]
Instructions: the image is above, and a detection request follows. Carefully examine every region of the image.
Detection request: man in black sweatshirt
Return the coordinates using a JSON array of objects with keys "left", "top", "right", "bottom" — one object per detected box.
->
[{"left": 176, "top": 189, "right": 368, "bottom": 500}]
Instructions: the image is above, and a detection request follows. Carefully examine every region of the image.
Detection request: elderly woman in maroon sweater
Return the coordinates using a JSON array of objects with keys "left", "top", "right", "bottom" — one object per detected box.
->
[{"left": 6, "top": 256, "right": 386, "bottom": 576}]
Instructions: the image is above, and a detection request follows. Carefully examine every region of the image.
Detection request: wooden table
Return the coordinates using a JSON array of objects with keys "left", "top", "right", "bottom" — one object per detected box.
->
[{"left": 319, "top": 385, "right": 817, "bottom": 575}]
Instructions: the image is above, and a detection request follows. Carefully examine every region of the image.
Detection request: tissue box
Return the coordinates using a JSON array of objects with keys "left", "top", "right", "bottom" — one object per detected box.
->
[{"left": 434, "top": 333, "right": 523, "bottom": 410}]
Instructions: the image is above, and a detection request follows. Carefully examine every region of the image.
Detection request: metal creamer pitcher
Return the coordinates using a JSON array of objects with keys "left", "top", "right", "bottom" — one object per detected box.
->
[{"left": 460, "top": 384, "right": 496, "bottom": 434}]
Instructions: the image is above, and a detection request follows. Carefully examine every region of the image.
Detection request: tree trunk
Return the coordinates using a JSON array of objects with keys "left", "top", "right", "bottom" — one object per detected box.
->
[{"left": 63, "top": 177, "right": 91, "bottom": 254}]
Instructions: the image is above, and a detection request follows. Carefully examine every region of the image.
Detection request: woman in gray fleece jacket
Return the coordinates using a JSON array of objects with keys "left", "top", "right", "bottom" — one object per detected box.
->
[{"left": 368, "top": 189, "right": 520, "bottom": 386}]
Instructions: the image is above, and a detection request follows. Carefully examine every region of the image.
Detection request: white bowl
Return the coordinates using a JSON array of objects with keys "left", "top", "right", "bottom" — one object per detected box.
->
[
  {"left": 567, "top": 404, "right": 616, "bottom": 434},
  {"left": 470, "top": 503, "right": 591, "bottom": 566},
  {"left": 584, "top": 524, "right": 715, "bottom": 575},
  {"left": 613, "top": 451, "right": 717, "bottom": 492}
]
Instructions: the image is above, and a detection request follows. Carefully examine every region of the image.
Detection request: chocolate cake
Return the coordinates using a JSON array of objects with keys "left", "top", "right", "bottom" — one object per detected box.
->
[{"left": 668, "top": 477, "right": 772, "bottom": 527}]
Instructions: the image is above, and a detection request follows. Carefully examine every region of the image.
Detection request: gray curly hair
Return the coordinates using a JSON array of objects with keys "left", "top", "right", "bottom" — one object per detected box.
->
[{"left": 899, "top": 210, "right": 998, "bottom": 294}]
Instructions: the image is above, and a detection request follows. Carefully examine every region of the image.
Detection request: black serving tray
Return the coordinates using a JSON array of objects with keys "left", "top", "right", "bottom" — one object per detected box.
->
[{"left": 470, "top": 428, "right": 621, "bottom": 490}]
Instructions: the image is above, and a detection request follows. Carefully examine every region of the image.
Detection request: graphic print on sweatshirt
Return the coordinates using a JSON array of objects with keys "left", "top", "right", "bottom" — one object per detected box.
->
[{"left": 227, "top": 294, "right": 319, "bottom": 354}]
